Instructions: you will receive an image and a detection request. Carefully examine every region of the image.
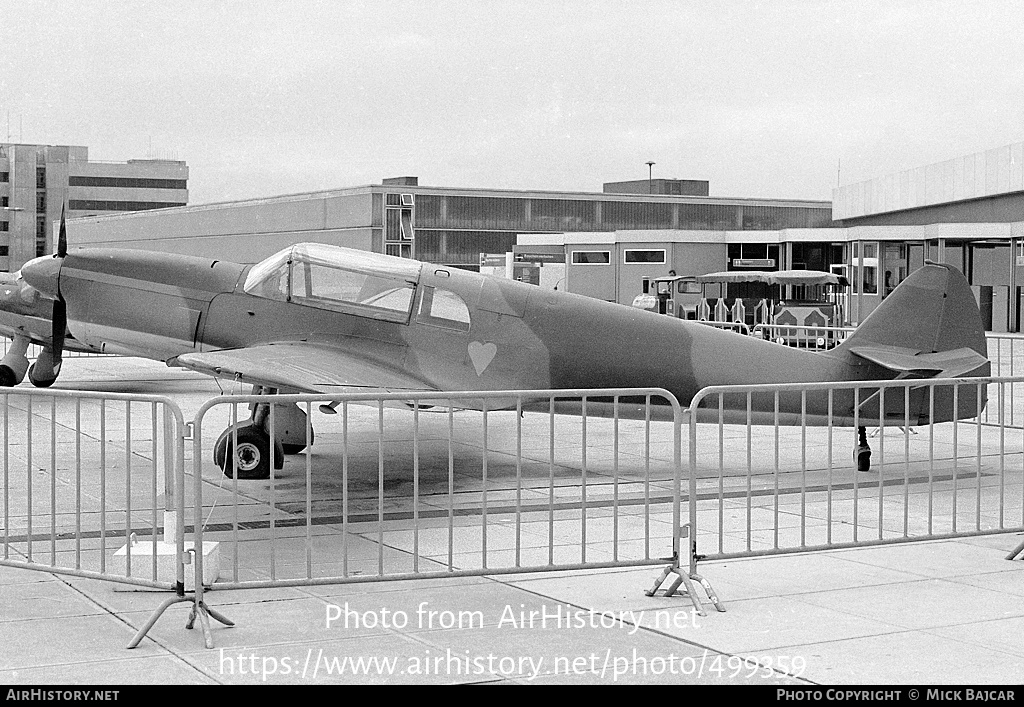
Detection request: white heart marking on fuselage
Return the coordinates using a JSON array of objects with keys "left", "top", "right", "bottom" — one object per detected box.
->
[{"left": 468, "top": 341, "right": 497, "bottom": 376}]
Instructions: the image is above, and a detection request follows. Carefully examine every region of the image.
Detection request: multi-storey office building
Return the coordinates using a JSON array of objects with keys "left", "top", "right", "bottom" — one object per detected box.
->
[
  {"left": 0, "top": 143, "right": 188, "bottom": 271},
  {"left": 65, "top": 175, "right": 834, "bottom": 271}
]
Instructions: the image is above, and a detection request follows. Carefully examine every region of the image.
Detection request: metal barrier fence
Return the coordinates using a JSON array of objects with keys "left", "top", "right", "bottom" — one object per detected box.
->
[
  {"left": 0, "top": 388, "right": 188, "bottom": 644},
  {"left": 0, "top": 338, "right": 110, "bottom": 359},
  {"left": 695, "top": 320, "right": 751, "bottom": 336},
  {"left": 186, "top": 388, "right": 721, "bottom": 622},
  {"left": 984, "top": 334, "right": 1024, "bottom": 428},
  {"left": 686, "top": 376, "right": 1024, "bottom": 564},
  {"left": 753, "top": 324, "right": 856, "bottom": 351},
  {"left": 6, "top": 376, "right": 1022, "bottom": 649}
]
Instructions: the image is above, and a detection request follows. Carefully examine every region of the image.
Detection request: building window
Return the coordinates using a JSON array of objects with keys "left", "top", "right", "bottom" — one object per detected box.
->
[
  {"left": 385, "top": 243, "right": 411, "bottom": 258},
  {"left": 602, "top": 201, "right": 672, "bottom": 230},
  {"left": 571, "top": 251, "right": 611, "bottom": 265},
  {"left": 68, "top": 176, "right": 187, "bottom": 189},
  {"left": 623, "top": 249, "right": 666, "bottom": 264},
  {"left": 36, "top": 192, "right": 46, "bottom": 213},
  {"left": 36, "top": 217, "right": 47, "bottom": 257},
  {"left": 1, "top": 196, "right": 7, "bottom": 207},
  {"left": 0, "top": 222, "right": 8, "bottom": 232},
  {"left": 532, "top": 199, "right": 597, "bottom": 231},
  {"left": 68, "top": 200, "right": 186, "bottom": 211},
  {"left": 0, "top": 172, "right": 8, "bottom": 182},
  {"left": 36, "top": 168, "right": 46, "bottom": 189}
]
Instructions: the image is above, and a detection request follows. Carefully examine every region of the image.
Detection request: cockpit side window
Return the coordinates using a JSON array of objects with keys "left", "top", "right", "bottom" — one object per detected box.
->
[
  {"left": 244, "top": 244, "right": 418, "bottom": 323},
  {"left": 290, "top": 262, "right": 415, "bottom": 322},
  {"left": 416, "top": 286, "right": 471, "bottom": 331}
]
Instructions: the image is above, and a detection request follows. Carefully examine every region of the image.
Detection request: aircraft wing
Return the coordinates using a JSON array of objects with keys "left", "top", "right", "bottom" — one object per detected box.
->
[
  {"left": 848, "top": 345, "right": 989, "bottom": 379},
  {"left": 171, "top": 343, "right": 437, "bottom": 394}
]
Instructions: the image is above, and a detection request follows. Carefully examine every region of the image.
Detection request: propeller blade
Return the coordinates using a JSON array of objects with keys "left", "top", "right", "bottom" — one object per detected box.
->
[
  {"left": 50, "top": 296, "right": 66, "bottom": 372},
  {"left": 56, "top": 204, "right": 67, "bottom": 258}
]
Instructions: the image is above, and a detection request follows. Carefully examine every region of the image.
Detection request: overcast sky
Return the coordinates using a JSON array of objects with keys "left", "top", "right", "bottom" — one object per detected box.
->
[{"left": 3, "top": 1, "right": 1022, "bottom": 205}]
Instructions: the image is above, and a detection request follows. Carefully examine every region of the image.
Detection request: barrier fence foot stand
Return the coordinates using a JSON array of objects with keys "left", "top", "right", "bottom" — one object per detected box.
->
[
  {"left": 185, "top": 595, "right": 235, "bottom": 649},
  {"left": 1007, "top": 537, "right": 1024, "bottom": 561},
  {"left": 644, "top": 524, "right": 726, "bottom": 616},
  {"left": 126, "top": 585, "right": 194, "bottom": 649}
]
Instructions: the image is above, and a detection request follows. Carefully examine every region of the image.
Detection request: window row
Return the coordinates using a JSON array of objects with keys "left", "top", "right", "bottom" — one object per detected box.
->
[
  {"left": 69, "top": 200, "right": 187, "bottom": 212},
  {"left": 412, "top": 195, "right": 833, "bottom": 231},
  {"left": 69, "top": 176, "right": 188, "bottom": 190},
  {"left": 570, "top": 250, "right": 666, "bottom": 265}
]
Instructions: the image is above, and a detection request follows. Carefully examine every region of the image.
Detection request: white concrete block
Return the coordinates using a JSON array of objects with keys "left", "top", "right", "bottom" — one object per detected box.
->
[{"left": 111, "top": 537, "right": 220, "bottom": 591}]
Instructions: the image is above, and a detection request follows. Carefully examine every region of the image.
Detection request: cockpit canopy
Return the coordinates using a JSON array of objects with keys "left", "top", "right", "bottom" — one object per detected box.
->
[{"left": 243, "top": 243, "right": 422, "bottom": 322}]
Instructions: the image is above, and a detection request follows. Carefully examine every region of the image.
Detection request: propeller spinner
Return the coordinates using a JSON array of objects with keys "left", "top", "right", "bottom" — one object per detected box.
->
[{"left": 18, "top": 205, "right": 69, "bottom": 387}]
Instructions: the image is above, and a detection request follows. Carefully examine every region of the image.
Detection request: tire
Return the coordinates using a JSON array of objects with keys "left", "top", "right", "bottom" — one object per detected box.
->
[
  {"left": 214, "top": 424, "right": 272, "bottom": 480},
  {"left": 857, "top": 449, "right": 871, "bottom": 472}
]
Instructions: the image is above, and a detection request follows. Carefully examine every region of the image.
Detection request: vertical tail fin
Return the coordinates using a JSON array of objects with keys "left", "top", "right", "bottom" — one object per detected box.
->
[{"left": 836, "top": 261, "right": 988, "bottom": 368}]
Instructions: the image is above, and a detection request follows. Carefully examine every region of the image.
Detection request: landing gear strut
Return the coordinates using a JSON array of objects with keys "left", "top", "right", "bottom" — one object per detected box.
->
[
  {"left": 212, "top": 387, "right": 314, "bottom": 479},
  {"left": 856, "top": 426, "right": 872, "bottom": 472}
]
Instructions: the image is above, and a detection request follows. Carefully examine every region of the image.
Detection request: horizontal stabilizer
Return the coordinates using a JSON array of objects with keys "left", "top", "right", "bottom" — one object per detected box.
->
[{"left": 849, "top": 345, "right": 989, "bottom": 379}]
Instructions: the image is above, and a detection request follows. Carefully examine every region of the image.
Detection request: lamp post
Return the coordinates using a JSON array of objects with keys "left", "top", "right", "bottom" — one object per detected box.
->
[{"left": 645, "top": 161, "right": 655, "bottom": 194}]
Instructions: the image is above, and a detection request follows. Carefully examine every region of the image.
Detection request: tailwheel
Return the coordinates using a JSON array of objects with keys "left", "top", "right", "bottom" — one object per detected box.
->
[
  {"left": 214, "top": 422, "right": 283, "bottom": 480},
  {"left": 855, "top": 426, "right": 872, "bottom": 472}
]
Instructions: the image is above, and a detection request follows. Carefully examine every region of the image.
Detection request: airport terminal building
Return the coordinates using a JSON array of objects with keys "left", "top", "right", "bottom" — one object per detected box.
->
[{"left": 0, "top": 142, "right": 188, "bottom": 272}]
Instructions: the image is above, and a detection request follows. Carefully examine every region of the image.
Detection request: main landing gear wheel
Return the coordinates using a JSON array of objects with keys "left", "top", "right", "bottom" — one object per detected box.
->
[
  {"left": 213, "top": 422, "right": 284, "bottom": 480},
  {"left": 856, "top": 426, "right": 872, "bottom": 472}
]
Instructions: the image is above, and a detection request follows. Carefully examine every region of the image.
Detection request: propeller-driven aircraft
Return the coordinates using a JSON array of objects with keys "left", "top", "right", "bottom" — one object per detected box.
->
[{"left": 3, "top": 212, "right": 990, "bottom": 479}]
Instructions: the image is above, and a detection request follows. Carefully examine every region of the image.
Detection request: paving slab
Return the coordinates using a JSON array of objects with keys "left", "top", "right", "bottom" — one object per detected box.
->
[{"left": 1, "top": 357, "right": 1023, "bottom": 684}]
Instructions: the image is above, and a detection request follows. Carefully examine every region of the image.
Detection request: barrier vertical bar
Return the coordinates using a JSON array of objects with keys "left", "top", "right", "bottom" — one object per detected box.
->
[
  {"left": 481, "top": 401, "right": 488, "bottom": 570},
  {"left": 548, "top": 397, "right": 555, "bottom": 566},
  {"left": 903, "top": 387, "right": 910, "bottom": 537},
  {"left": 612, "top": 396, "right": 619, "bottom": 563},
  {"left": 581, "top": 396, "right": 588, "bottom": 564},
  {"left": 952, "top": 385, "right": 959, "bottom": 533},
  {"left": 928, "top": 385, "right": 935, "bottom": 535},
  {"left": 377, "top": 400, "right": 384, "bottom": 576},
  {"left": 447, "top": 403, "right": 454, "bottom": 572},
  {"left": 827, "top": 389, "right": 834, "bottom": 545},
  {"left": 413, "top": 402, "right": 420, "bottom": 574},
  {"left": 304, "top": 402, "right": 312, "bottom": 580},
  {"left": 151, "top": 402, "right": 159, "bottom": 580},
  {"left": 976, "top": 381, "right": 983, "bottom": 531},
  {"left": 78, "top": 399, "right": 87, "bottom": 568},
  {"left": 717, "top": 393, "right": 724, "bottom": 554},
  {"left": 268, "top": 403, "right": 276, "bottom": 581},
  {"left": 125, "top": 401, "right": 132, "bottom": 576},
  {"left": 878, "top": 387, "right": 885, "bottom": 541},
  {"left": 800, "top": 389, "right": 807, "bottom": 548},
  {"left": 998, "top": 383, "right": 1005, "bottom": 528},
  {"left": 343, "top": 402, "right": 350, "bottom": 577},
  {"left": 746, "top": 392, "right": 752, "bottom": 552},
  {"left": 50, "top": 397, "right": 56, "bottom": 566},
  {"left": 230, "top": 403, "right": 239, "bottom": 582},
  {"left": 26, "top": 395, "right": 32, "bottom": 561},
  {"left": 2, "top": 392, "right": 7, "bottom": 561},
  {"left": 99, "top": 401, "right": 105, "bottom": 572},
  {"left": 853, "top": 387, "right": 860, "bottom": 543},
  {"left": 515, "top": 399, "right": 522, "bottom": 568},
  {"left": 644, "top": 395, "right": 651, "bottom": 560},
  {"left": 773, "top": 391, "right": 780, "bottom": 549}
]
